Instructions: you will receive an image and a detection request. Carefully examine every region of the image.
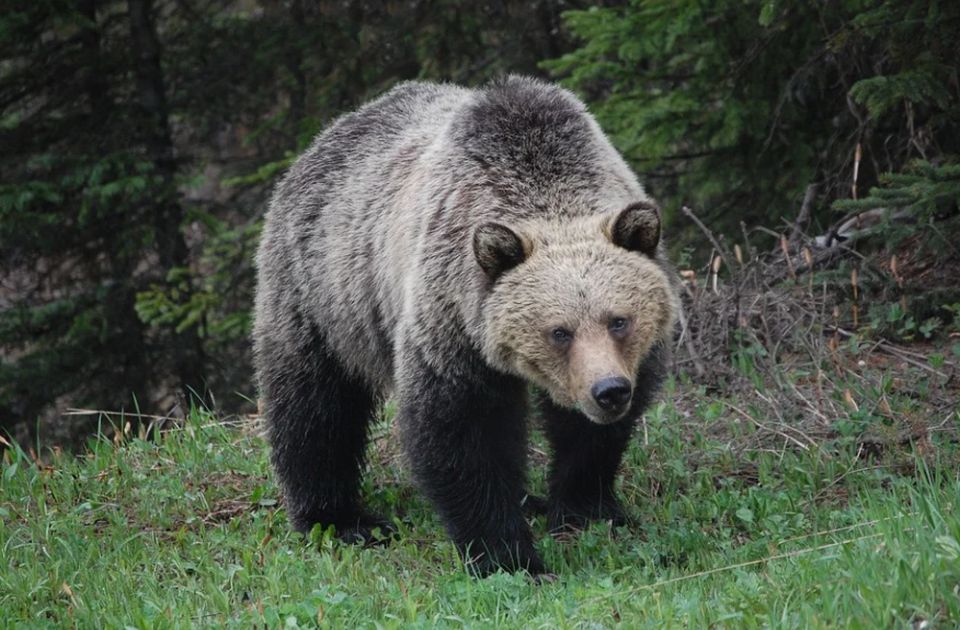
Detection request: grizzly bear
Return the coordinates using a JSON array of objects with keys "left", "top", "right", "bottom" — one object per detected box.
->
[{"left": 253, "top": 76, "right": 678, "bottom": 576}]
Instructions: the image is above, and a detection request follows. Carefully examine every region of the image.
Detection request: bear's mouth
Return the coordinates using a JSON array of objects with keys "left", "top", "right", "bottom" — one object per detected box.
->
[{"left": 578, "top": 400, "right": 630, "bottom": 426}]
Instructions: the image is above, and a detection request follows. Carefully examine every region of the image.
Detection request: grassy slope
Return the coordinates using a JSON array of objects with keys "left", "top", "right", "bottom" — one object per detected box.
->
[{"left": 1, "top": 391, "right": 958, "bottom": 629}]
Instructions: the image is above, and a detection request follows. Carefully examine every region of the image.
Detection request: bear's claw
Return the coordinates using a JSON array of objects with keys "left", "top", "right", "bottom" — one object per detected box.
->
[
  {"left": 547, "top": 496, "right": 630, "bottom": 534},
  {"left": 465, "top": 545, "right": 548, "bottom": 578},
  {"left": 337, "top": 511, "right": 397, "bottom": 546},
  {"left": 300, "top": 511, "right": 397, "bottom": 547}
]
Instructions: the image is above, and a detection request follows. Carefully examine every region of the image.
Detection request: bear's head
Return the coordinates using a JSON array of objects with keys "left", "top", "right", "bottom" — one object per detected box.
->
[{"left": 474, "top": 201, "right": 678, "bottom": 424}]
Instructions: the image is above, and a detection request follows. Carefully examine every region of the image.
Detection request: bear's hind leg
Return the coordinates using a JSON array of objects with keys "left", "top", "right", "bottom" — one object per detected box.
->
[{"left": 258, "top": 323, "right": 389, "bottom": 543}]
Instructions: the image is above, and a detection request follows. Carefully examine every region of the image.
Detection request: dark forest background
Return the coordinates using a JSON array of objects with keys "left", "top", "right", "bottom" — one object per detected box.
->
[{"left": 2, "top": 0, "right": 959, "bottom": 447}]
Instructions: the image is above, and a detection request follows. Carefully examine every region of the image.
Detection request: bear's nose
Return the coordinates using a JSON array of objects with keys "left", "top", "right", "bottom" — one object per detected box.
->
[{"left": 591, "top": 376, "right": 632, "bottom": 412}]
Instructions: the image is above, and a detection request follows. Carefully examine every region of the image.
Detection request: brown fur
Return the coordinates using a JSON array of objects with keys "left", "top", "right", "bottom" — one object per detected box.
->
[
  {"left": 480, "top": 213, "right": 677, "bottom": 423},
  {"left": 254, "top": 76, "right": 680, "bottom": 574}
]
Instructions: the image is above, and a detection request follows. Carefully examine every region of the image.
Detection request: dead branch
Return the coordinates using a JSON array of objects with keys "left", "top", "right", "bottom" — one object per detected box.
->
[
  {"left": 682, "top": 205, "right": 733, "bottom": 268},
  {"left": 788, "top": 183, "right": 819, "bottom": 244}
]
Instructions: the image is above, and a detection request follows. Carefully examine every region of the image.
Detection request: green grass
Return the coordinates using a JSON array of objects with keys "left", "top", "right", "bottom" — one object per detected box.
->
[{"left": 1, "top": 396, "right": 958, "bottom": 628}]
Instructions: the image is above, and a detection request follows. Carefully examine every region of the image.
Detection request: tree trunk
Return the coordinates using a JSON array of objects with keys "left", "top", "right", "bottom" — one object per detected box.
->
[
  {"left": 128, "top": 0, "right": 206, "bottom": 405},
  {"left": 78, "top": 0, "right": 109, "bottom": 117},
  {"left": 81, "top": 0, "right": 152, "bottom": 407}
]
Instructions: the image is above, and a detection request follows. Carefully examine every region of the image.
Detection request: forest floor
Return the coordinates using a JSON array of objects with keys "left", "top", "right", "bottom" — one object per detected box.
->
[{"left": 2, "top": 366, "right": 958, "bottom": 627}]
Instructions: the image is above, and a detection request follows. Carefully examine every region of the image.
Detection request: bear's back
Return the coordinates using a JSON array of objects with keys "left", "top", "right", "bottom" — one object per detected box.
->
[
  {"left": 257, "top": 77, "right": 646, "bottom": 392},
  {"left": 257, "top": 81, "right": 474, "bottom": 389},
  {"left": 272, "top": 81, "right": 466, "bottom": 217}
]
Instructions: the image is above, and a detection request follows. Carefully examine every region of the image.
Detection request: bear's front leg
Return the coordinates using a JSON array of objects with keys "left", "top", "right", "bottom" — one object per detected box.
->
[
  {"left": 397, "top": 347, "right": 545, "bottom": 577},
  {"left": 538, "top": 345, "right": 668, "bottom": 532},
  {"left": 538, "top": 392, "right": 634, "bottom": 532}
]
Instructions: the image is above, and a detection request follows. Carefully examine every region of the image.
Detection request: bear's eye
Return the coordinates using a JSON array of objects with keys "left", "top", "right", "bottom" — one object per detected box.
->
[
  {"left": 550, "top": 327, "right": 573, "bottom": 345},
  {"left": 609, "top": 317, "right": 629, "bottom": 335}
]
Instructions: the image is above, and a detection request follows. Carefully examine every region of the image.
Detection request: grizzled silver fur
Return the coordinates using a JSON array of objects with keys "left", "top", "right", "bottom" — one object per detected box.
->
[{"left": 254, "top": 76, "right": 678, "bottom": 576}]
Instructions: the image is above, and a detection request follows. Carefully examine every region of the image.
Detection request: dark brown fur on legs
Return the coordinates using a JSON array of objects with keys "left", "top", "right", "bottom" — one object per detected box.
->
[
  {"left": 258, "top": 315, "right": 390, "bottom": 543},
  {"left": 397, "top": 343, "right": 545, "bottom": 576},
  {"left": 539, "top": 343, "right": 668, "bottom": 532},
  {"left": 541, "top": 398, "right": 634, "bottom": 532}
]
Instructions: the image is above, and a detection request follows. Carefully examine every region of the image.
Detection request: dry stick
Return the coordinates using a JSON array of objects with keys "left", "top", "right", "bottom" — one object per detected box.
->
[
  {"left": 64, "top": 408, "right": 175, "bottom": 422},
  {"left": 779, "top": 235, "right": 797, "bottom": 279},
  {"left": 723, "top": 399, "right": 815, "bottom": 450},
  {"left": 752, "top": 225, "right": 787, "bottom": 240},
  {"left": 805, "top": 444, "right": 868, "bottom": 508},
  {"left": 64, "top": 408, "right": 252, "bottom": 433},
  {"left": 677, "top": 307, "right": 707, "bottom": 378},
  {"left": 851, "top": 268, "right": 860, "bottom": 329},
  {"left": 766, "top": 241, "right": 865, "bottom": 284},
  {"left": 682, "top": 205, "right": 733, "bottom": 268},
  {"left": 864, "top": 339, "right": 955, "bottom": 363},
  {"left": 789, "top": 183, "right": 819, "bottom": 244},
  {"left": 852, "top": 142, "right": 862, "bottom": 200},
  {"left": 681, "top": 205, "right": 747, "bottom": 341},
  {"left": 824, "top": 327, "right": 951, "bottom": 377},
  {"left": 598, "top": 531, "right": 888, "bottom": 597},
  {"left": 783, "top": 378, "right": 832, "bottom": 428},
  {"left": 740, "top": 220, "right": 756, "bottom": 261},
  {"left": 803, "top": 247, "right": 814, "bottom": 294},
  {"left": 777, "top": 512, "right": 912, "bottom": 546}
]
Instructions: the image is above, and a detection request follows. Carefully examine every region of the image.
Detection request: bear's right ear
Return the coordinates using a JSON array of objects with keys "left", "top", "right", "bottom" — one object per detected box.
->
[
  {"left": 609, "top": 201, "right": 661, "bottom": 256},
  {"left": 473, "top": 222, "right": 528, "bottom": 281}
]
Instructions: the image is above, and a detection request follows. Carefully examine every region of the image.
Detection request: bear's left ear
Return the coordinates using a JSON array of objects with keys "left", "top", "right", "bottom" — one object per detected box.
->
[
  {"left": 608, "top": 201, "right": 661, "bottom": 256},
  {"left": 473, "top": 222, "right": 529, "bottom": 281}
]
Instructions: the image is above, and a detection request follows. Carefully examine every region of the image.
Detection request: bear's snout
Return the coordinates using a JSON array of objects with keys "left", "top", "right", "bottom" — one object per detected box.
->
[{"left": 590, "top": 376, "right": 632, "bottom": 413}]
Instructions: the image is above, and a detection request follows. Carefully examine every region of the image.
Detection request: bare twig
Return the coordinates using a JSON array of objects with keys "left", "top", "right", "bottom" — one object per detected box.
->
[
  {"left": 677, "top": 307, "right": 706, "bottom": 378},
  {"left": 722, "top": 400, "right": 815, "bottom": 450},
  {"left": 64, "top": 408, "right": 176, "bottom": 422},
  {"left": 682, "top": 205, "right": 733, "bottom": 268},
  {"left": 591, "top": 530, "right": 889, "bottom": 598},
  {"left": 824, "top": 327, "right": 952, "bottom": 376},
  {"left": 789, "top": 183, "right": 819, "bottom": 244}
]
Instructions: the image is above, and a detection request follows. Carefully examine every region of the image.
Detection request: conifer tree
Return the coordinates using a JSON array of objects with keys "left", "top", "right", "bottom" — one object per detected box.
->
[
  {"left": 547, "top": 0, "right": 960, "bottom": 236},
  {"left": 1, "top": 0, "right": 586, "bottom": 444}
]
